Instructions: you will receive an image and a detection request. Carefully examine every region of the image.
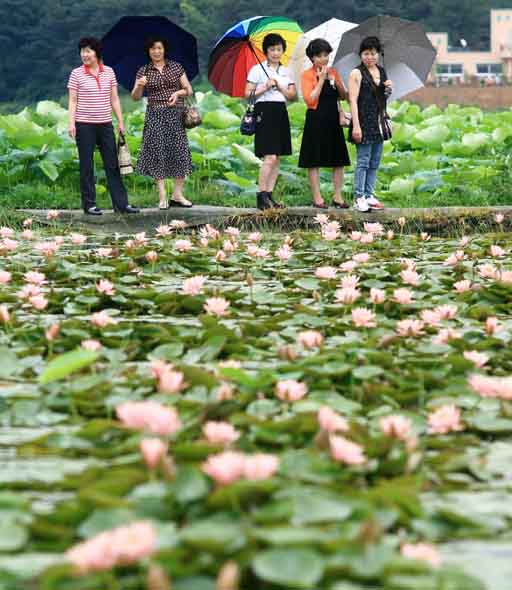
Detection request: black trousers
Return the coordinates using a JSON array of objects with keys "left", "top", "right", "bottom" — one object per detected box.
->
[{"left": 75, "top": 122, "right": 128, "bottom": 211}]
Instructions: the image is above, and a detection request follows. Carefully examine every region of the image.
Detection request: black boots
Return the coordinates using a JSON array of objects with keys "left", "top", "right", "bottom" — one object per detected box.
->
[
  {"left": 256, "top": 191, "right": 272, "bottom": 210},
  {"left": 256, "top": 191, "right": 285, "bottom": 210}
]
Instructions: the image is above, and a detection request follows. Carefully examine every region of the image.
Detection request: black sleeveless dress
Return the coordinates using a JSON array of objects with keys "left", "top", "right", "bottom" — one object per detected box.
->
[
  {"left": 349, "top": 65, "right": 388, "bottom": 145},
  {"left": 298, "top": 79, "right": 350, "bottom": 168}
]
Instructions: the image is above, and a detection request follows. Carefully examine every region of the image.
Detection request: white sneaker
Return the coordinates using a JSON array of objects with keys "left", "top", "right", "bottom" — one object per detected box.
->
[
  {"left": 366, "top": 195, "right": 385, "bottom": 210},
  {"left": 353, "top": 196, "right": 370, "bottom": 212}
]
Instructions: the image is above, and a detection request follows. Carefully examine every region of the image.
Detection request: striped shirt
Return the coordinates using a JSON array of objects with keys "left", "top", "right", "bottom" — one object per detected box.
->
[{"left": 67, "top": 64, "right": 117, "bottom": 123}]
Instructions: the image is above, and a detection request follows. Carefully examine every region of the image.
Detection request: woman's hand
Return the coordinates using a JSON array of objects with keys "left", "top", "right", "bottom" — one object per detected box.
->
[
  {"left": 265, "top": 78, "right": 277, "bottom": 91},
  {"left": 168, "top": 91, "right": 181, "bottom": 107},
  {"left": 136, "top": 75, "right": 148, "bottom": 88},
  {"left": 68, "top": 124, "right": 76, "bottom": 139},
  {"left": 384, "top": 79, "right": 393, "bottom": 89},
  {"left": 317, "top": 66, "right": 328, "bottom": 81},
  {"left": 339, "top": 111, "right": 348, "bottom": 127},
  {"left": 118, "top": 123, "right": 125, "bottom": 136},
  {"left": 352, "top": 125, "right": 362, "bottom": 144}
]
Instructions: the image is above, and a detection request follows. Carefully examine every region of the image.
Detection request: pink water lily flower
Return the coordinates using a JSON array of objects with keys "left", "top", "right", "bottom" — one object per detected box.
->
[
  {"left": 202, "top": 451, "right": 246, "bottom": 485},
  {"left": 329, "top": 435, "right": 366, "bottom": 466},
  {"left": 0, "top": 227, "right": 14, "bottom": 238},
  {"left": 318, "top": 406, "right": 349, "bottom": 433},
  {"left": 468, "top": 374, "right": 512, "bottom": 400},
  {"left": 47, "top": 210, "right": 59, "bottom": 220},
  {"left": 434, "top": 304, "right": 457, "bottom": 320},
  {"left": 81, "top": 339, "right": 102, "bottom": 351},
  {"left": 182, "top": 275, "right": 206, "bottom": 296},
  {"left": 297, "top": 330, "right": 324, "bottom": 349},
  {"left": 140, "top": 438, "right": 168, "bottom": 469},
  {"left": 67, "top": 521, "right": 156, "bottom": 574},
  {"left": 155, "top": 224, "right": 172, "bottom": 237},
  {"left": 243, "top": 454, "right": 279, "bottom": 480},
  {"left": 45, "top": 324, "right": 60, "bottom": 341},
  {"left": 340, "top": 260, "right": 358, "bottom": 273},
  {"left": 363, "top": 222, "right": 384, "bottom": 235},
  {"left": 0, "top": 270, "right": 11, "bottom": 284},
  {"left": 351, "top": 307, "right": 377, "bottom": 328},
  {"left": 29, "top": 295, "right": 48, "bottom": 310},
  {"left": 393, "top": 288, "right": 413, "bottom": 305},
  {"left": 204, "top": 297, "right": 230, "bottom": 317},
  {"left": 427, "top": 404, "right": 464, "bottom": 434},
  {"left": 275, "top": 244, "right": 293, "bottom": 261},
  {"left": 170, "top": 219, "right": 187, "bottom": 230},
  {"left": 203, "top": 421, "right": 240, "bottom": 446},
  {"left": 158, "top": 368, "right": 187, "bottom": 394},
  {"left": 340, "top": 274, "right": 360, "bottom": 289},
  {"left": 490, "top": 245, "right": 506, "bottom": 258},
  {"left": 96, "top": 279, "right": 115, "bottom": 297},
  {"left": 248, "top": 231, "right": 263, "bottom": 242},
  {"left": 275, "top": 379, "right": 308, "bottom": 402},
  {"left": 24, "top": 271, "right": 46, "bottom": 285},
  {"left": 145, "top": 250, "right": 158, "bottom": 263},
  {"left": 335, "top": 287, "right": 361, "bottom": 304},
  {"left": 485, "top": 317, "right": 501, "bottom": 335},
  {"left": 91, "top": 311, "right": 117, "bottom": 328},
  {"left": 478, "top": 263, "right": 499, "bottom": 279},
  {"left": 175, "top": 239, "right": 193, "bottom": 252},
  {"left": 370, "top": 288, "right": 386, "bottom": 304},
  {"left": 453, "top": 280, "right": 472, "bottom": 293},
  {"left": 463, "top": 350, "right": 489, "bottom": 368},
  {"left": 315, "top": 266, "right": 337, "bottom": 280},
  {"left": 116, "top": 401, "right": 182, "bottom": 436},
  {"left": 396, "top": 319, "right": 424, "bottom": 337},
  {"left": 0, "top": 305, "right": 11, "bottom": 323},
  {"left": 352, "top": 252, "right": 370, "bottom": 263},
  {"left": 360, "top": 233, "right": 374, "bottom": 244},
  {"left": 401, "top": 542, "right": 441, "bottom": 568},
  {"left": 70, "top": 233, "right": 87, "bottom": 245},
  {"left": 380, "top": 415, "right": 412, "bottom": 440},
  {"left": 400, "top": 269, "right": 421, "bottom": 286}
]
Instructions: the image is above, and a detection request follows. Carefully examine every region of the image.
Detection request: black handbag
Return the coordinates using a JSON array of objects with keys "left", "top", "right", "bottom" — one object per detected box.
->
[{"left": 240, "top": 89, "right": 257, "bottom": 136}]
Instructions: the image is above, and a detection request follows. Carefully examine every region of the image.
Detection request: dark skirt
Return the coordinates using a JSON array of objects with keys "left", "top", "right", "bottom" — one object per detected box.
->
[
  {"left": 254, "top": 102, "right": 292, "bottom": 158},
  {"left": 299, "top": 81, "right": 350, "bottom": 168},
  {"left": 136, "top": 106, "right": 193, "bottom": 179}
]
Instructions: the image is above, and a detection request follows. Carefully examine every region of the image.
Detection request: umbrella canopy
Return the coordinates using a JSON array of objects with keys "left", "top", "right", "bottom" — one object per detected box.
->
[
  {"left": 208, "top": 16, "right": 303, "bottom": 97},
  {"left": 333, "top": 15, "right": 436, "bottom": 100},
  {"left": 102, "top": 16, "right": 199, "bottom": 91},
  {"left": 288, "top": 18, "right": 357, "bottom": 88}
]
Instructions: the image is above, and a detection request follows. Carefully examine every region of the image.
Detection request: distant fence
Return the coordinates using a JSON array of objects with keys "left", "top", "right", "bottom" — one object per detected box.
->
[{"left": 404, "top": 85, "right": 512, "bottom": 110}]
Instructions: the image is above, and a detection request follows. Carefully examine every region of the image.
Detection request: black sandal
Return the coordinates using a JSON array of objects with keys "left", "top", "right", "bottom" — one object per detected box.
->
[
  {"left": 169, "top": 199, "right": 193, "bottom": 208},
  {"left": 256, "top": 192, "right": 272, "bottom": 210},
  {"left": 332, "top": 200, "right": 349, "bottom": 209}
]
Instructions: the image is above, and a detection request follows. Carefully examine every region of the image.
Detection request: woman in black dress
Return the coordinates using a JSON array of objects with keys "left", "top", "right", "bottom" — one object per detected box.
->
[
  {"left": 299, "top": 38, "right": 350, "bottom": 209},
  {"left": 131, "top": 36, "right": 194, "bottom": 209}
]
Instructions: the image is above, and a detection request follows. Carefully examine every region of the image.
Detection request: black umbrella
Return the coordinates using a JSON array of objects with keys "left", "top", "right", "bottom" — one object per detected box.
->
[
  {"left": 334, "top": 16, "right": 436, "bottom": 100},
  {"left": 102, "top": 16, "right": 199, "bottom": 91}
]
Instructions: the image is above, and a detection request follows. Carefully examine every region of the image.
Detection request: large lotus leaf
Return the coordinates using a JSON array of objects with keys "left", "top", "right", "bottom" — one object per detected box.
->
[
  {"left": 252, "top": 548, "right": 325, "bottom": 588},
  {"left": 202, "top": 109, "right": 239, "bottom": 129},
  {"left": 461, "top": 132, "right": 490, "bottom": 152},
  {"left": 414, "top": 125, "right": 450, "bottom": 148}
]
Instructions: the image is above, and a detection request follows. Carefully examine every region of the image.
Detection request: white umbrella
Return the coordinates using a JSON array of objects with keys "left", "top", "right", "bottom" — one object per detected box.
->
[{"left": 288, "top": 18, "right": 357, "bottom": 91}]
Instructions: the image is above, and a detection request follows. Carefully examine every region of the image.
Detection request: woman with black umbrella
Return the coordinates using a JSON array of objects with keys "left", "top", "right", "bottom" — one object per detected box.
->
[{"left": 131, "top": 36, "right": 194, "bottom": 209}]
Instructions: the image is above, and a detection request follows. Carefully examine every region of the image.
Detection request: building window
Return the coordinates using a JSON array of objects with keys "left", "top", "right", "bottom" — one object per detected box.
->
[
  {"left": 437, "top": 64, "right": 463, "bottom": 75},
  {"left": 476, "top": 63, "right": 503, "bottom": 75}
]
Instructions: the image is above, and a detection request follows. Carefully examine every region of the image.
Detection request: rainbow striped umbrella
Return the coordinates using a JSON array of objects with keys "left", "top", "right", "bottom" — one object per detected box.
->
[{"left": 208, "top": 16, "right": 303, "bottom": 97}]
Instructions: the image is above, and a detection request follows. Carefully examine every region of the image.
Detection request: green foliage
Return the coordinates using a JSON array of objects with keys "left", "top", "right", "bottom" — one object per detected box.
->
[{"left": 0, "top": 0, "right": 510, "bottom": 103}]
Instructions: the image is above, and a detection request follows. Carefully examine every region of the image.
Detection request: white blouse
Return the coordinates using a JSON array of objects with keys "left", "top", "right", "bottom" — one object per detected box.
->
[{"left": 247, "top": 61, "right": 295, "bottom": 103}]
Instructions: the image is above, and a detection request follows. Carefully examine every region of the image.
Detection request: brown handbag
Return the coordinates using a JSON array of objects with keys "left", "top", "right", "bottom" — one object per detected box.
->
[{"left": 182, "top": 96, "right": 202, "bottom": 129}]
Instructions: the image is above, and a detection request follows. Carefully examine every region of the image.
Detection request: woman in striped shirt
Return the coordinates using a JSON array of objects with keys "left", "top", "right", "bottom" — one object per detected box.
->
[{"left": 68, "top": 37, "right": 138, "bottom": 215}]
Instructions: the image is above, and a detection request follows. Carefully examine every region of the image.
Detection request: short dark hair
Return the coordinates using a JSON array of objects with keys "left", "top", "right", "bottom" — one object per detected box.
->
[
  {"left": 306, "top": 38, "right": 333, "bottom": 61},
  {"left": 144, "top": 36, "right": 169, "bottom": 60},
  {"left": 78, "top": 37, "right": 102, "bottom": 60},
  {"left": 359, "top": 36, "right": 382, "bottom": 55},
  {"left": 262, "top": 33, "right": 287, "bottom": 55}
]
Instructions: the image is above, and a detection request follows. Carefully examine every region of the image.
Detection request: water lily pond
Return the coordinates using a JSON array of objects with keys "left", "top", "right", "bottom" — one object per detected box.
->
[{"left": 1, "top": 217, "right": 512, "bottom": 590}]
